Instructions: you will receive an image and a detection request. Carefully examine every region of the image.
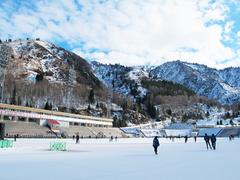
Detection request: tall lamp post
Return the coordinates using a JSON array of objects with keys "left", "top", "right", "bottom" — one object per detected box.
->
[
  {"left": 0, "top": 44, "right": 11, "bottom": 103},
  {"left": 107, "top": 84, "right": 113, "bottom": 119}
]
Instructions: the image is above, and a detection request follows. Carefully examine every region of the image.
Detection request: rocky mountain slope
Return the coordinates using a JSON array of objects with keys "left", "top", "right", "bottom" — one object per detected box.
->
[
  {"left": 0, "top": 39, "right": 100, "bottom": 87},
  {"left": 149, "top": 61, "right": 240, "bottom": 104},
  {"left": 91, "top": 60, "right": 240, "bottom": 105},
  {"left": 0, "top": 39, "right": 108, "bottom": 113}
]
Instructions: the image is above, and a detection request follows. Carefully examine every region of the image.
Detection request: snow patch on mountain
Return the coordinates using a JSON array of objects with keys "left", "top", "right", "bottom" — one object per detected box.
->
[
  {"left": 128, "top": 66, "right": 149, "bottom": 82},
  {"left": 91, "top": 62, "right": 148, "bottom": 98}
]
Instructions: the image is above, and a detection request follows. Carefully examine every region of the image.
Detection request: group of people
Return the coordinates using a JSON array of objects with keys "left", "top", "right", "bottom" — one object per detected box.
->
[
  {"left": 109, "top": 136, "right": 118, "bottom": 142},
  {"left": 72, "top": 134, "right": 80, "bottom": 144},
  {"left": 204, "top": 133, "right": 216, "bottom": 150},
  {"left": 73, "top": 134, "right": 118, "bottom": 144},
  {"left": 168, "top": 135, "right": 197, "bottom": 143},
  {"left": 153, "top": 133, "right": 217, "bottom": 155}
]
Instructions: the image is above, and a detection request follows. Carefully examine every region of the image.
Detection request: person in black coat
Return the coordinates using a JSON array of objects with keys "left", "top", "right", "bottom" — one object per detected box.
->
[
  {"left": 76, "top": 134, "right": 80, "bottom": 144},
  {"left": 14, "top": 134, "right": 17, "bottom": 142},
  {"left": 210, "top": 134, "right": 217, "bottom": 150},
  {"left": 204, "top": 133, "right": 212, "bottom": 150},
  {"left": 153, "top": 136, "right": 160, "bottom": 155},
  {"left": 194, "top": 136, "right": 197, "bottom": 142}
]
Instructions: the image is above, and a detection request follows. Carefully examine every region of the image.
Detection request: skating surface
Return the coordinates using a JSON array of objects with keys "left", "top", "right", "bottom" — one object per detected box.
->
[{"left": 0, "top": 138, "right": 239, "bottom": 180}]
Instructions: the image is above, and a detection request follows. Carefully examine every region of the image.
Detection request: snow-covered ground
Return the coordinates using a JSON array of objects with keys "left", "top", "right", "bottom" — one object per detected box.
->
[{"left": 0, "top": 138, "right": 239, "bottom": 180}]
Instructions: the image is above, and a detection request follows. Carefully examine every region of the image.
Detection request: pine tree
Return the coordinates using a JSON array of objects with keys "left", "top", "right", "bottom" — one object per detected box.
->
[
  {"left": 112, "top": 80, "right": 115, "bottom": 88},
  {"left": 113, "top": 115, "right": 118, "bottom": 127},
  {"left": 17, "top": 96, "right": 21, "bottom": 105},
  {"left": 206, "top": 111, "right": 210, "bottom": 117},
  {"left": 44, "top": 101, "right": 50, "bottom": 110},
  {"left": 96, "top": 102, "right": 99, "bottom": 109},
  {"left": 147, "top": 101, "right": 156, "bottom": 119},
  {"left": 166, "top": 109, "right": 172, "bottom": 116},
  {"left": 10, "top": 86, "right": 17, "bottom": 105},
  {"left": 88, "top": 88, "right": 95, "bottom": 104},
  {"left": 36, "top": 73, "right": 44, "bottom": 82},
  {"left": 88, "top": 104, "right": 91, "bottom": 111}
]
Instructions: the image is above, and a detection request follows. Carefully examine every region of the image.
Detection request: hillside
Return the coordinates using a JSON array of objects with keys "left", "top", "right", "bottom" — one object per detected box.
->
[
  {"left": 150, "top": 60, "right": 240, "bottom": 104},
  {"left": 91, "top": 61, "right": 227, "bottom": 123},
  {"left": 0, "top": 39, "right": 107, "bottom": 112}
]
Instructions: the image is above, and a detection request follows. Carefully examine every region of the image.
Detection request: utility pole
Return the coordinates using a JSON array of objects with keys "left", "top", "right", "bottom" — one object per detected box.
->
[
  {"left": 107, "top": 84, "right": 113, "bottom": 119},
  {"left": 0, "top": 44, "right": 12, "bottom": 103}
]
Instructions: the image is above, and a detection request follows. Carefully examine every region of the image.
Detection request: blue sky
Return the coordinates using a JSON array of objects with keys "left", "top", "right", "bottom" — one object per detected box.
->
[{"left": 0, "top": 0, "right": 240, "bottom": 68}]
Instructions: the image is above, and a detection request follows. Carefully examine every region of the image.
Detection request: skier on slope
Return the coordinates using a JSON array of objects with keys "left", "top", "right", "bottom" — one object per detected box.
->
[{"left": 153, "top": 136, "right": 160, "bottom": 155}]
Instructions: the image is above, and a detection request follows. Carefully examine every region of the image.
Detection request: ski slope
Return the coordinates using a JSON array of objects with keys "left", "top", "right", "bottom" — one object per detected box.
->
[{"left": 0, "top": 138, "right": 239, "bottom": 180}]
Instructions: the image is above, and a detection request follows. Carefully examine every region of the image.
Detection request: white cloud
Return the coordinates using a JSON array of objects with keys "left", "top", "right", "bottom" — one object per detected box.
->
[
  {"left": 0, "top": 0, "right": 238, "bottom": 68},
  {"left": 224, "top": 21, "right": 234, "bottom": 33},
  {"left": 197, "top": 0, "right": 229, "bottom": 22}
]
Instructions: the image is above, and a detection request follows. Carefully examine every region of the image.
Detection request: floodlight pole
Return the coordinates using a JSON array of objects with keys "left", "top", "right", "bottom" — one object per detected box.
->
[
  {"left": 0, "top": 44, "right": 11, "bottom": 104},
  {"left": 107, "top": 85, "right": 113, "bottom": 119},
  {"left": 0, "top": 67, "right": 7, "bottom": 103}
]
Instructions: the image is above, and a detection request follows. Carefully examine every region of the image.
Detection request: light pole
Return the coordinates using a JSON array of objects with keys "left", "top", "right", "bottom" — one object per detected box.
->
[
  {"left": 0, "top": 44, "right": 12, "bottom": 103},
  {"left": 107, "top": 84, "right": 113, "bottom": 119},
  {"left": 0, "top": 66, "right": 7, "bottom": 103}
]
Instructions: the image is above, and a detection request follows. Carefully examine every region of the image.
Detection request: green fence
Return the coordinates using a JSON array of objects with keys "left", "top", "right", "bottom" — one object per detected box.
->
[
  {"left": 0, "top": 140, "right": 13, "bottom": 148},
  {"left": 50, "top": 141, "right": 67, "bottom": 151}
]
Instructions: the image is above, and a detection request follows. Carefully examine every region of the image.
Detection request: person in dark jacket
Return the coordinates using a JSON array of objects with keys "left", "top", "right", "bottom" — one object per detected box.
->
[
  {"left": 184, "top": 135, "right": 188, "bottom": 143},
  {"left": 153, "top": 136, "right": 160, "bottom": 155},
  {"left": 76, "top": 134, "right": 80, "bottom": 144},
  {"left": 210, "top": 134, "right": 217, "bottom": 150},
  {"left": 14, "top": 134, "right": 17, "bottom": 142},
  {"left": 194, "top": 136, "right": 197, "bottom": 142},
  {"left": 204, "top": 133, "right": 212, "bottom": 150}
]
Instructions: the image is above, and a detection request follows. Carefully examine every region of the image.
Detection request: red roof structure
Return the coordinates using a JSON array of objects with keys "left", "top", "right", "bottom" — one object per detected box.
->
[{"left": 48, "top": 119, "right": 60, "bottom": 125}]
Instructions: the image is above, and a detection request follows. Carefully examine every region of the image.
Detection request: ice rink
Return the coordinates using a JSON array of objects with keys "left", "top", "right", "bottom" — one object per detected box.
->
[{"left": 0, "top": 137, "right": 239, "bottom": 180}]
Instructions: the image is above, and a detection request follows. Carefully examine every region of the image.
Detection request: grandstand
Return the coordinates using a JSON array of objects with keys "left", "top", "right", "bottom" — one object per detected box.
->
[
  {"left": 197, "top": 128, "right": 222, "bottom": 137},
  {"left": 4, "top": 121, "right": 52, "bottom": 138},
  {"left": 0, "top": 103, "right": 127, "bottom": 138},
  {"left": 218, "top": 127, "right": 240, "bottom": 137},
  {"left": 90, "top": 127, "right": 126, "bottom": 138},
  {"left": 164, "top": 123, "right": 193, "bottom": 137}
]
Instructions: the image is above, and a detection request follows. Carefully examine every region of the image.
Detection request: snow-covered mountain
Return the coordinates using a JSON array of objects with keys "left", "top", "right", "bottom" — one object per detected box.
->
[
  {"left": 92, "top": 60, "right": 240, "bottom": 104},
  {"left": 91, "top": 61, "right": 149, "bottom": 98},
  {"left": 0, "top": 39, "right": 100, "bottom": 87},
  {"left": 150, "top": 61, "right": 240, "bottom": 104},
  {"left": 1, "top": 39, "right": 239, "bottom": 107}
]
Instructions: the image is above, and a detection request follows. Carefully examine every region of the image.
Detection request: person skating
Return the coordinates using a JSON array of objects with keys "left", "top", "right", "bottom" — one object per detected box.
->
[
  {"left": 194, "top": 136, "right": 197, "bottom": 142},
  {"left": 14, "top": 134, "right": 17, "bottom": 141},
  {"left": 184, "top": 135, "right": 188, "bottom": 143},
  {"left": 204, "top": 133, "right": 212, "bottom": 150},
  {"left": 109, "top": 136, "right": 114, "bottom": 142},
  {"left": 210, "top": 134, "right": 217, "bottom": 150},
  {"left": 153, "top": 136, "right": 160, "bottom": 155},
  {"left": 76, "top": 134, "right": 80, "bottom": 144}
]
